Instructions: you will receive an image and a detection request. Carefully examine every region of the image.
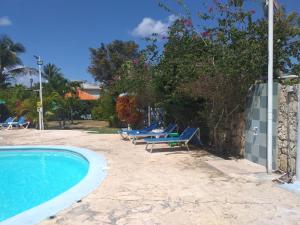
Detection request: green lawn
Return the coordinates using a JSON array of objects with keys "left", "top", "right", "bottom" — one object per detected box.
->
[{"left": 86, "top": 127, "right": 119, "bottom": 134}]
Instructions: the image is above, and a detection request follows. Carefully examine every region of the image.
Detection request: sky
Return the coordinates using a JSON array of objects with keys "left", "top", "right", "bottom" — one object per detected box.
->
[{"left": 1, "top": 0, "right": 299, "bottom": 84}]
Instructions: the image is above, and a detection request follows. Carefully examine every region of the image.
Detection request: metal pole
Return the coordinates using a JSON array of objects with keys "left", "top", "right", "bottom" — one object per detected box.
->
[
  {"left": 296, "top": 86, "right": 300, "bottom": 181},
  {"left": 267, "top": 0, "right": 274, "bottom": 173},
  {"left": 37, "top": 56, "right": 44, "bottom": 130}
]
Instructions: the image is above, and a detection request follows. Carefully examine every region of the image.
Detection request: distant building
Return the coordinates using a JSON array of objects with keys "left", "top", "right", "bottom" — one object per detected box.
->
[
  {"left": 80, "top": 82, "right": 101, "bottom": 99},
  {"left": 66, "top": 81, "right": 102, "bottom": 101}
]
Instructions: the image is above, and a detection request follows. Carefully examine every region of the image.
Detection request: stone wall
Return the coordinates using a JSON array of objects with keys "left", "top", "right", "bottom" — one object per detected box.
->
[
  {"left": 228, "top": 113, "right": 245, "bottom": 157},
  {"left": 277, "top": 84, "right": 298, "bottom": 175}
]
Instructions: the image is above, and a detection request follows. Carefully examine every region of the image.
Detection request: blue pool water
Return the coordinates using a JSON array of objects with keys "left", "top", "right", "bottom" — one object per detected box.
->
[{"left": 0, "top": 150, "right": 89, "bottom": 221}]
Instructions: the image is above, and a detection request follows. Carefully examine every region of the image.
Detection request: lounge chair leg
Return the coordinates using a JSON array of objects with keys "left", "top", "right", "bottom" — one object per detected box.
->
[
  {"left": 145, "top": 144, "right": 148, "bottom": 151},
  {"left": 151, "top": 144, "right": 154, "bottom": 153},
  {"left": 119, "top": 133, "right": 125, "bottom": 139},
  {"left": 186, "top": 143, "right": 190, "bottom": 151}
]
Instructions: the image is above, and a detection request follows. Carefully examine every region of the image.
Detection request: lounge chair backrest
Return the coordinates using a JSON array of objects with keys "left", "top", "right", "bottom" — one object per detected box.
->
[
  {"left": 142, "top": 122, "right": 158, "bottom": 132},
  {"left": 163, "top": 123, "right": 177, "bottom": 133},
  {"left": 18, "top": 116, "right": 25, "bottom": 124},
  {"left": 179, "top": 127, "right": 199, "bottom": 141},
  {"left": 4, "top": 117, "right": 13, "bottom": 123}
]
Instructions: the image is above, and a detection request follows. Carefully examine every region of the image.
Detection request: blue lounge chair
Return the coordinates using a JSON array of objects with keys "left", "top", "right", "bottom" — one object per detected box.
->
[
  {"left": 118, "top": 122, "right": 159, "bottom": 139},
  {"left": 7, "top": 116, "right": 30, "bottom": 129},
  {"left": 128, "top": 123, "right": 177, "bottom": 144},
  {"left": 0, "top": 117, "right": 15, "bottom": 129},
  {"left": 144, "top": 127, "right": 199, "bottom": 152}
]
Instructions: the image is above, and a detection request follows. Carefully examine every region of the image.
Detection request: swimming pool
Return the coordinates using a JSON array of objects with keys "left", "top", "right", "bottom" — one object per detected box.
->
[{"left": 0, "top": 146, "right": 107, "bottom": 225}]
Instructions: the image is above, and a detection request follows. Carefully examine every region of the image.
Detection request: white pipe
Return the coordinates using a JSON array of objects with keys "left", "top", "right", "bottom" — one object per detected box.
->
[
  {"left": 38, "top": 57, "right": 44, "bottom": 130},
  {"left": 148, "top": 106, "right": 151, "bottom": 126},
  {"left": 267, "top": 0, "right": 274, "bottom": 173},
  {"left": 296, "top": 86, "right": 300, "bottom": 181}
]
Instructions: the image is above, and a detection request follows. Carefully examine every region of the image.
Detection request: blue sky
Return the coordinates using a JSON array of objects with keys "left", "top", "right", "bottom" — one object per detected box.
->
[{"left": 1, "top": 0, "right": 299, "bottom": 83}]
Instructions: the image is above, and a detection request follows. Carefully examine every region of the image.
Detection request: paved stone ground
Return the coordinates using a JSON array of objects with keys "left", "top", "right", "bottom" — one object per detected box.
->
[{"left": 1, "top": 129, "right": 300, "bottom": 225}]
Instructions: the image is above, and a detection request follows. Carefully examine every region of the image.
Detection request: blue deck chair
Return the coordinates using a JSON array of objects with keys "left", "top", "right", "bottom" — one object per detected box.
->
[
  {"left": 118, "top": 122, "right": 159, "bottom": 139},
  {"left": 16, "top": 116, "right": 30, "bottom": 129},
  {"left": 128, "top": 123, "right": 177, "bottom": 144},
  {"left": 144, "top": 127, "right": 199, "bottom": 153},
  {"left": 7, "top": 116, "right": 30, "bottom": 129},
  {"left": 0, "top": 117, "right": 15, "bottom": 129}
]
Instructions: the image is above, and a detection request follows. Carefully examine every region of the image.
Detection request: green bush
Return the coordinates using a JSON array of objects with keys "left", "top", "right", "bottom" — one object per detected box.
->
[{"left": 91, "top": 92, "right": 121, "bottom": 127}]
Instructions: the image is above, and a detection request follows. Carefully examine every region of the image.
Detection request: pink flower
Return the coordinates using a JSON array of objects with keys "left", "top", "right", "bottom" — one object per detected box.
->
[
  {"left": 208, "top": 7, "right": 213, "bottom": 13},
  {"left": 249, "top": 9, "right": 256, "bottom": 14}
]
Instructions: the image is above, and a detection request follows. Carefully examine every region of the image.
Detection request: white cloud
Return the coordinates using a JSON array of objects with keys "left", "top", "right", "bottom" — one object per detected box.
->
[
  {"left": 0, "top": 17, "right": 12, "bottom": 26},
  {"left": 132, "top": 15, "right": 177, "bottom": 38}
]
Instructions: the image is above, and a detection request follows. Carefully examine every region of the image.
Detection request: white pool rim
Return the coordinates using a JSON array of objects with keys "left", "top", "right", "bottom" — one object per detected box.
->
[{"left": 0, "top": 145, "right": 107, "bottom": 225}]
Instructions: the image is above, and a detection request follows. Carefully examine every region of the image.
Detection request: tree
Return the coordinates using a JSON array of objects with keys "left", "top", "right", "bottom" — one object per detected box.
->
[
  {"left": 154, "top": 0, "right": 300, "bottom": 150},
  {"left": 42, "top": 63, "right": 63, "bottom": 80},
  {"left": 0, "top": 85, "right": 38, "bottom": 126},
  {"left": 41, "top": 64, "right": 82, "bottom": 127},
  {"left": 91, "top": 90, "right": 119, "bottom": 126},
  {"left": 88, "top": 40, "right": 140, "bottom": 84},
  {"left": 0, "top": 35, "right": 25, "bottom": 87},
  {"left": 42, "top": 64, "right": 69, "bottom": 96},
  {"left": 114, "top": 56, "right": 156, "bottom": 108}
]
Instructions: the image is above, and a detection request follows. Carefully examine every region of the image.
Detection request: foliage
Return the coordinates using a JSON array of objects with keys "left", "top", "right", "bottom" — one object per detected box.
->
[
  {"left": 0, "top": 35, "right": 25, "bottom": 87},
  {"left": 16, "top": 96, "right": 39, "bottom": 126},
  {"left": 88, "top": 40, "right": 155, "bottom": 127},
  {"left": 0, "top": 60, "right": 85, "bottom": 128},
  {"left": 88, "top": 40, "right": 140, "bottom": 84},
  {"left": 0, "top": 85, "right": 38, "bottom": 125},
  {"left": 42, "top": 63, "right": 63, "bottom": 80},
  {"left": 88, "top": 0, "right": 299, "bottom": 151},
  {"left": 114, "top": 56, "right": 156, "bottom": 108},
  {"left": 0, "top": 85, "right": 33, "bottom": 115},
  {"left": 115, "top": 95, "right": 141, "bottom": 127},
  {"left": 150, "top": 0, "right": 300, "bottom": 148},
  {"left": 91, "top": 91, "right": 118, "bottom": 126}
]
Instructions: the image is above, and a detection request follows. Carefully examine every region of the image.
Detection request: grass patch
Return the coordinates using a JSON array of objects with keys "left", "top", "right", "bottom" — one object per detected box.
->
[{"left": 86, "top": 127, "right": 119, "bottom": 134}]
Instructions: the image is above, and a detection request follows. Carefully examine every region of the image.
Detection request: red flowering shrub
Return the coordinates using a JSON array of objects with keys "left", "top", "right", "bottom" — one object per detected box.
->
[{"left": 115, "top": 95, "right": 141, "bottom": 126}]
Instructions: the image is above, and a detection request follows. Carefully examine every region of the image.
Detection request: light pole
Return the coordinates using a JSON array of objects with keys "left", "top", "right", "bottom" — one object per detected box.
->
[{"left": 34, "top": 55, "right": 44, "bottom": 130}]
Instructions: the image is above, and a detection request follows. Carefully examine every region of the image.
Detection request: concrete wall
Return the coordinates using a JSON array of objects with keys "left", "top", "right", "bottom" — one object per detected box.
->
[{"left": 277, "top": 84, "right": 298, "bottom": 175}]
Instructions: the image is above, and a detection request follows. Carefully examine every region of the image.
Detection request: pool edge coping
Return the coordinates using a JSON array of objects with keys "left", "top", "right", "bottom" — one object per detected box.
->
[{"left": 0, "top": 145, "right": 107, "bottom": 225}]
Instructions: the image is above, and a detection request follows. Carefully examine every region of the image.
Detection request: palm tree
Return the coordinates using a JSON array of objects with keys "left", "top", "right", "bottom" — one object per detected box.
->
[
  {"left": 0, "top": 35, "right": 26, "bottom": 87},
  {"left": 42, "top": 63, "right": 70, "bottom": 96},
  {"left": 42, "top": 63, "right": 63, "bottom": 80}
]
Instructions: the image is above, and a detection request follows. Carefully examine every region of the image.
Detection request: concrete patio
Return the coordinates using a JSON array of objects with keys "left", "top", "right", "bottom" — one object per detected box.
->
[{"left": 1, "top": 129, "right": 300, "bottom": 225}]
